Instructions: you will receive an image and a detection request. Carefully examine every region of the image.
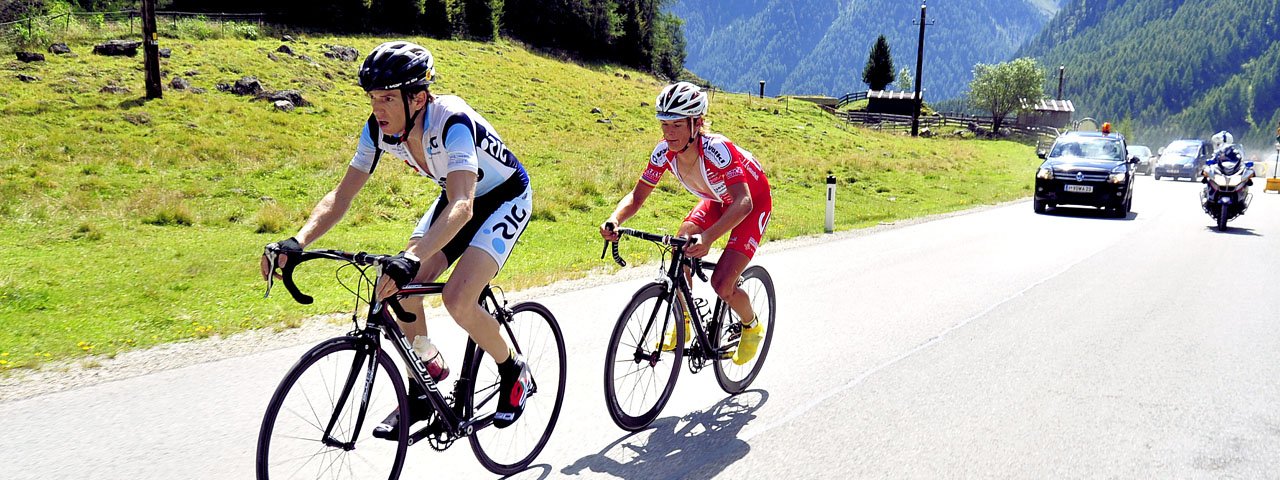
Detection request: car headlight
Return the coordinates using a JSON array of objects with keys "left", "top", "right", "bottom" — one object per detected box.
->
[
  {"left": 1036, "top": 167, "right": 1054, "bottom": 180},
  {"left": 1108, "top": 165, "right": 1127, "bottom": 184}
]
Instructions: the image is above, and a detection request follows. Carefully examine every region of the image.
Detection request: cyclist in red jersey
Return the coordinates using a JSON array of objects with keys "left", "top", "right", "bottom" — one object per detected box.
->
[{"left": 600, "top": 82, "right": 772, "bottom": 365}]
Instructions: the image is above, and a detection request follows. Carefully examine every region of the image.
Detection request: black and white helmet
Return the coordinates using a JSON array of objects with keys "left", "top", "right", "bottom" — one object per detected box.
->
[
  {"left": 359, "top": 41, "right": 435, "bottom": 92},
  {"left": 656, "top": 82, "right": 708, "bottom": 120}
]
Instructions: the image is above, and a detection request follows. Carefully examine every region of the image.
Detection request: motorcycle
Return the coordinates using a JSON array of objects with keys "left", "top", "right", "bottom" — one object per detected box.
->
[{"left": 1200, "top": 148, "right": 1254, "bottom": 231}]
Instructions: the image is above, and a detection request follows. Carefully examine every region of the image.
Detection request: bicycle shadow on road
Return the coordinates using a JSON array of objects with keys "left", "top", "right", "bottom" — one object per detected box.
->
[{"left": 560, "top": 390, "right": 769, "bottom": 479}]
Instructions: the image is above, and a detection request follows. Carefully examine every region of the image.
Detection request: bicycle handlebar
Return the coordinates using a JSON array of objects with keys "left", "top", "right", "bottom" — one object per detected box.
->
[
  {"left": 600, "top": 226, "right": 709, "bottom": 282},
  {"left": 263, "top": 247, "right": 417, "bottom": 323}
]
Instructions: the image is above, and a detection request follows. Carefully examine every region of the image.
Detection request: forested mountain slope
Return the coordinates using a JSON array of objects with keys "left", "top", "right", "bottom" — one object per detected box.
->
[{"left": 669, "top": 0, "right": 1054, "bottom": 100}]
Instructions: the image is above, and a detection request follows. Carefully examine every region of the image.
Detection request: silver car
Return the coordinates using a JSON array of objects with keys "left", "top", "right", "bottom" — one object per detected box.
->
[{"left": 1127, "top": 145, "right": 1155, "bottom": 175}]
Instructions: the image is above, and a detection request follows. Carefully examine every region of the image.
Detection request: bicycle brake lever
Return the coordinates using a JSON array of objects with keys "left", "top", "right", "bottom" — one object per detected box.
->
[
  {"left": 691, "top": 258, "right": 709, "bottom": 283},
  {"left": 263, "top": 246, "right": 277, "bottom": 298}
]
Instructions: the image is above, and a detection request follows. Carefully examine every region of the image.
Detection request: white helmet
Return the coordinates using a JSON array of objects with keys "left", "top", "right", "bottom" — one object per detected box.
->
[
  {"left": 1211, "top": 130, "right": 1234, "bottom": 148},
  {"left": 656, "top": 82, "right": 708, "bottom": 120}
]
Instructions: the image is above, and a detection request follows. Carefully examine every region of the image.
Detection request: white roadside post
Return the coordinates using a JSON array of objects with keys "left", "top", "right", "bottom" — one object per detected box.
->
[{"left": 825, "top": 175, "right": 836, "bottom": 233}]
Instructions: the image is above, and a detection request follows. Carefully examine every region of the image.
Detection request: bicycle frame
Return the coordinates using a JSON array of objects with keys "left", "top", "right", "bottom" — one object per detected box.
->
[
  {"left": 270, "top": 249, "right": 520, "bottom": 445},
  {"left": 606, "top": 231, "right": 732, "bottom": 363}
]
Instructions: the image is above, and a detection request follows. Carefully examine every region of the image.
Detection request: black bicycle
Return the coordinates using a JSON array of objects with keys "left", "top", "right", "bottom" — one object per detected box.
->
[
  {"left": 600, "top": 227, "right": 776, "bottom": 431},
  {"left": 255, "top": 247, "right": 566, "bottom": 478}
]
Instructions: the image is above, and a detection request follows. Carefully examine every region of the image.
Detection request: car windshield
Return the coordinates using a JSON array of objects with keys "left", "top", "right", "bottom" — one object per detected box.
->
[
  {"left": 1165, "top": 142, "right": 1199, "bottom": 156},
  {"left": 1127, "top": 146, "right": 1151, "bottom": 157},
  {"left": 1051, "top": 138, "right": 1123, "bottom": 161}
]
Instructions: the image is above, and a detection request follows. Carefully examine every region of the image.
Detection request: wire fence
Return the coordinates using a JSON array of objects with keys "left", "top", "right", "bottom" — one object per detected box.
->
[{"left": 1, "top": 10, "right": 265, "bottom": 51}]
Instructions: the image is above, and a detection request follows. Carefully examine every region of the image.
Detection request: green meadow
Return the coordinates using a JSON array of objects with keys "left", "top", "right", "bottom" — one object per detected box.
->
[{"left": 0, "top": 34, "right": 1037, "bottom": 370}]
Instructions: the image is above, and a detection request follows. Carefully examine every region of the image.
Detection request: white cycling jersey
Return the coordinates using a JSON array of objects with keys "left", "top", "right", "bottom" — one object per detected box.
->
[{"left": 349, "top": 95, "right": 528, "bottom": 196}]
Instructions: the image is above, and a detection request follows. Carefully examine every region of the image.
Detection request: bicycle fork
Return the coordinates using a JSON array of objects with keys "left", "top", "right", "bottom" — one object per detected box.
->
[{"left": 322, "top": 338, "right": 381, "bottom": 451}]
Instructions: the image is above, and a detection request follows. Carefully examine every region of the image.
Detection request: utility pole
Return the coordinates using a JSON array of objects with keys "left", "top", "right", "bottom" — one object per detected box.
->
[
  {"left": 142, "top": 0, "right": 162, "bottom": 99},
  {"left": 910, "top": 1, "right": 935, "bottom": 137},
  {"left": 1056, "top": 65, "right": 1065, "bottom": 100}
]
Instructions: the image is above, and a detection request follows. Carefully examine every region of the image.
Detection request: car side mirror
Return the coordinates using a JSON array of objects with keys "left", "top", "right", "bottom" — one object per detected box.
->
[
  {"left": 1037, "top": 150, "right": 1047, "bottom": 159},
  {"left": 1158, "top": 148, "right": 1165, "bottom": 155}
]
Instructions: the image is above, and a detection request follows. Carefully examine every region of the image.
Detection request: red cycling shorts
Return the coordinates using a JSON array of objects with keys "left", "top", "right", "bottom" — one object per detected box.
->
[{"left": 683, "top": 185, "right": 772, "bottom": 259}]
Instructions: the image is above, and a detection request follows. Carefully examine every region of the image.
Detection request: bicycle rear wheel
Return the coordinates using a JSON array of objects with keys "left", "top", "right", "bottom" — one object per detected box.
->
[
  {"left": 603, "top": 282, "right": 684, "bottom": 431},
  {"left": 466, "top": 302, "right": 567, "bottom": 475},
  {"left": 256, "top": 337, "right": 408, "bottom": 480},
  {"left": 713, "top": 265, "right": 776, "bottom": 394}
]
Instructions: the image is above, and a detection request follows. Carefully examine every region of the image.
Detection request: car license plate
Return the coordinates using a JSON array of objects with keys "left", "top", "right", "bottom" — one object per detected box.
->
[
  {"left": 1167, "top": 166, "right": 1180, "bottom": 172},
  {"left": 1064, "top": 185, "right": 1093, "bottom": 193}
]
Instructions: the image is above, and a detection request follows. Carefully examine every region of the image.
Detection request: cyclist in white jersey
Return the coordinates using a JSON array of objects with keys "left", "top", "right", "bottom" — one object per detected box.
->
[{"left": 260, "top": 41, "right": 533, "bottom": 435}]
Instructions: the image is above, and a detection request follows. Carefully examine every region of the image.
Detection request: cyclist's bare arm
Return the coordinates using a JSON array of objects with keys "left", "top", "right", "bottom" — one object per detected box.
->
[
  {"left": 374, "top": 170, "right": 477, "bottom": 300},
  {"left": 260, "top": 166, "right": 371, "bottom": 280},
  {"left": 602, "top": 180, "right": 655, "bottom": 240},
  {"left": 686, "top": 183, "right": 751, "bottom": 257}
]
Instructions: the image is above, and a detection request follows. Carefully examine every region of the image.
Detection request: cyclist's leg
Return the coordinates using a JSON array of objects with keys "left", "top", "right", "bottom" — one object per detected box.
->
[
  {"left": 444, "top": 184, "right": 532, "bottom": 363},
  {"left": 442, "top": 249, "right": 508, "bottom": 362},
  {"left": 711, "top": 250, "right": 754, "bottom": 323},
  {"left": 716, "top": 202, "right": 771, "bottom": 324}
]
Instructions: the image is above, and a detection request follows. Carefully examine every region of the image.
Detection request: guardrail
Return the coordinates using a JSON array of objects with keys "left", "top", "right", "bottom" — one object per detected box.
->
[{"left": 834, "top": 91, "right": 869, "bottom": 109}]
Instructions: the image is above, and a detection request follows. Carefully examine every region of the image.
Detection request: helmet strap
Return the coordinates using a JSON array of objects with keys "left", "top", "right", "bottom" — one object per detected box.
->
[
  {"left": 675, "top": 118, "right": 700, "bottom": 154},
  {"left": 399, "top": 88, "right": 425, "bottom": 140}
]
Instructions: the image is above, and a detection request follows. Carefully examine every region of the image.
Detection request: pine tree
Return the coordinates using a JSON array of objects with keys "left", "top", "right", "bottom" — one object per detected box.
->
[{"left": 862, "top": 34, "right": 895, "bottom": 91}]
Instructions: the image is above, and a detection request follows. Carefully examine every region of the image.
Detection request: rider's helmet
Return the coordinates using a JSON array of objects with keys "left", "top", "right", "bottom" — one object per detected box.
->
[
  {"left": 1211, "top": 130, "right": 1234, "bottom": 150},
  {"left": 359, "top": 41, "right": 435, "bottom": 92},
  {"left": 656, "top": 82, "right": 708, "bottom": 153},
  {"left": 359, "top": 42, "right": 435, "bottom": 140},
  {"left": 655, "top": 82, "right": 708, "bottom": 120}
]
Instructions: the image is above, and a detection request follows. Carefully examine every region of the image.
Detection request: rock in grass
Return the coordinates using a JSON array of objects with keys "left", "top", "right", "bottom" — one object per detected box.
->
[
  {"left": 323, "top": 44, "right": 358, "bottom": 62},
  {"left": 259, "top": 90, "right": 308, "bottom": 107},
  {"left": 230, "top": 77, "right": 263, "bottom": 96},
  {"left": 48, "top": 43, "right": 71, "bottom": 54},
  {"left": 93, "top": 40, "right": 141, "bottom": 57},
  {"left": 17, "top": 52, "right": 44, "bottom": 62}
]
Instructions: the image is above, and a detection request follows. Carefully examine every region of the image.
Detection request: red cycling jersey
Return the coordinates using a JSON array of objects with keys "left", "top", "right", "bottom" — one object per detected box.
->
[{"left": 639, "top": 133, "right": 772, "bottom": 258}]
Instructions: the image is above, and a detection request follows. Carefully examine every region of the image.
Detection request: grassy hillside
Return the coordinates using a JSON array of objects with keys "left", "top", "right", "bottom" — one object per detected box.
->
[{"left": 0, "top": 34, "right": 1036, "bottom": 371}]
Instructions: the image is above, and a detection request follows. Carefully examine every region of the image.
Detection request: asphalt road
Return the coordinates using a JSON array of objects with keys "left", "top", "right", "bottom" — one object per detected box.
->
[{"left": 3, "top": 174, "right": 1279, "bottom": 479}]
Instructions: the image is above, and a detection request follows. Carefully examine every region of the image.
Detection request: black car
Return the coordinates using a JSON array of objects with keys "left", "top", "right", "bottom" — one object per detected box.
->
[
  {"left": 1033, "top": 131, "right": 1137, "bottom": 217},
  {"left": 1153, "top": 139, "right": 1212, "bottom": 181}
]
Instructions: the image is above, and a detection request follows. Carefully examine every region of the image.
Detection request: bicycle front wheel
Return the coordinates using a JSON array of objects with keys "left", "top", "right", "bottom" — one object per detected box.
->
[
  {"left": 714, "top": 265, "right": 776, "bottom": 394},
  {"left": 466, "top": 301, "right": 567, "bottom": 475},
  {"left": 256, "top": 337, "right": 408, "bottom": 480},
  {"left": 603, "top": 282, "right": 683, "bottom": 431}
]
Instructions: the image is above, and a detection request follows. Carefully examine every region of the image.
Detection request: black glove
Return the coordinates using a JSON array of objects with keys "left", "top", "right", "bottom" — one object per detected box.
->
[
  {"left": 271, "top": 237, "right": 303, "bottom": 255},
  {"left": 383, "top": 251, "right": 421, "bottom": 288}
]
